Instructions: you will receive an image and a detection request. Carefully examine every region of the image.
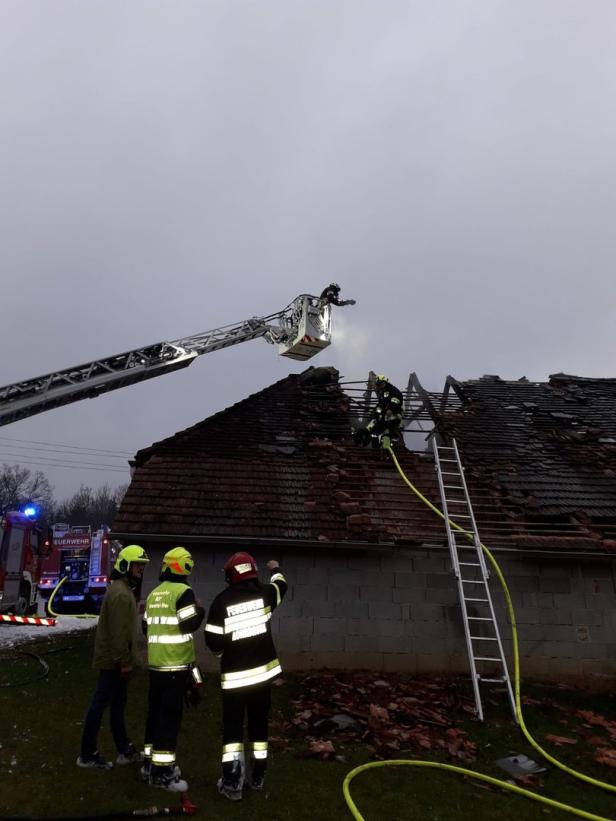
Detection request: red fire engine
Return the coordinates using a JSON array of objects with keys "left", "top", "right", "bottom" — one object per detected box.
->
[
  {"left": 0, "top": 509, "right": 51, "bottom": 615},
  {"left": 38, "top": 524, "right": 114, "bottom": 614}
]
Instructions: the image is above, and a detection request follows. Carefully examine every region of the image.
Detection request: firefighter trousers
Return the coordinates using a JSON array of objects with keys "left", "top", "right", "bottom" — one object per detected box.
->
[
  {"left": 144, "top": 669, "right": 188, "bottom": 772},
  {"left": 221, "top": 683, "right": 271, "bottom": 778}
]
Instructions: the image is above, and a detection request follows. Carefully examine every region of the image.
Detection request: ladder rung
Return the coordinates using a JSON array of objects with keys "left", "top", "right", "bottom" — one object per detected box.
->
[
  {"left": 441, "top": 470, "right": 461, "bottom": 476},
  {"left": 479, "top": 676, "right": 506, "bottom": 683},
  {"left": 449, "top": 514, "right": 472, "bottom": 519},
  {"left": 461, "top": 579, "right": 484, "bottom": 584},
  {"left": 470, "top": 636, "right": 498, "bottom": 641},
  {"left": 465, "top": 597, "right": 489, "bottom": 602},
  {"left": 468, "top": 616, "right": 492, "bottom": 621},
  {"left": 443, "top": 485, "right": 465, "bottom": 490},
  {"left": 459, "top": 562, "right": 480, "bottom": 567},
  {"left": 439, "top": 458, "right": 458, "bottom": 463},
  {"left": 474, "top": 656, "right": 502, "bottom": 662},
  {"left": 437, "top": 446, "right": 456, "bottom": 450}
]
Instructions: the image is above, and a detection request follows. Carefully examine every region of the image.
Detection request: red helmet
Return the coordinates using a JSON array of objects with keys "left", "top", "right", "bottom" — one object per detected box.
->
[{"left": 224, "top": 552, "right": 258, "bottom": 584}]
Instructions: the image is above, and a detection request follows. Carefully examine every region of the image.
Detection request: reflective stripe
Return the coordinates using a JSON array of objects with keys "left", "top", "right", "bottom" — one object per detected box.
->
[
  {"left": 221, "top": 660, "right": 282, "bottom": 690},
  {"left": 205, "top": 623, "right": 224, "bottom": 635},
  {"left": 221, "top": 742, "right": 244, "bottom": 763},
  {"left": 222, "top": 751, "right": 243, "bottom": 762},
  {"left": 226, "top": 598, "right": 264, "bottom": 618},
  {"left": 148, "top": 634, "right": 192, "bottom": 644},
  {"left": 148, "top": 664, "right": 191, "bottom": 671},
  {"left": 270, "top": 572, "right": 285, "bottom": 583},
  {"left": 146, "top": 615, "right": 179, "bottom": 625},
  {"left": 225, "top": 611, "right": 271, "bottom": 635},
  {"left": 271, "top": 581, "right": 282, "bottom": 607},
  {"left": 177, "top": 604, "right": 197, "bottom": 621},
  {"left": 143, "top": 744, "right": 152, "bottom": 757},
  {"left": 224, "top": 604, "right": 269, "bottom": 628},
  {"left": 152, "top": 751, "right": 175, "bottom": 764},
  {"left": 250, "top": 740, "right": 268, "bottom": 759}
]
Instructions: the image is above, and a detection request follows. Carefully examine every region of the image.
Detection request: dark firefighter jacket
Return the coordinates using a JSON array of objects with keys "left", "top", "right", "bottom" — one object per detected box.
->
[
  {"left": 371, "top": 382, "right": 403, "bottom": 423},
  {"left": 204, "top": 569, "right": 288, "bottom": 689}
]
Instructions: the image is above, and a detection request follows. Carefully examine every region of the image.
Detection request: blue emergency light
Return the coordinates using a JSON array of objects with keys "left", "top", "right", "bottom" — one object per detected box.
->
[{"left": 22, "top": 504, "right": 39, "bottom": 519}]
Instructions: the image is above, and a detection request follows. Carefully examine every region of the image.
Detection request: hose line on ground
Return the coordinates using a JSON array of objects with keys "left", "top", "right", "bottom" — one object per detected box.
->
[
  {"left": 46, "top": 575, "right": 98, "bottom": 619},
  {"left": 342, "top": 445, "right": 615, "bottom": 821}
]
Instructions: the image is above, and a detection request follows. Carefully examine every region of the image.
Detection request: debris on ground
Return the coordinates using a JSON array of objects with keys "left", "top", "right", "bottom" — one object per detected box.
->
[{"left": 279, "top": 672, "right": 479, "bottom": 762}]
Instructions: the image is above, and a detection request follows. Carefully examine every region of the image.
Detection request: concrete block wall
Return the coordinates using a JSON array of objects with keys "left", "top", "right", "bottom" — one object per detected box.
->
[{"left": 139, "top": 544, "right": 616, "bottom": 685}]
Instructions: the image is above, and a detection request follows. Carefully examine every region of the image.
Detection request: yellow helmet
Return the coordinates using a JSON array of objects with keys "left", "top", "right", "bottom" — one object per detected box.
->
[
  {"left": 375, "top": 374, "right": 389, "bottom": 384},
  {"left": 114, "top": 544, "right": 150, "bottom": 574},
  {"left": 162, "top": 546, "right": 194, "bottom": 576}
]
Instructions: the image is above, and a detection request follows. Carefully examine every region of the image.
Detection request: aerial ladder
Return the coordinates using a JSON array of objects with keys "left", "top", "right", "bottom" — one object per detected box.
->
[{"left": 0, "top": 292, "right": 342, "bottom": 426}]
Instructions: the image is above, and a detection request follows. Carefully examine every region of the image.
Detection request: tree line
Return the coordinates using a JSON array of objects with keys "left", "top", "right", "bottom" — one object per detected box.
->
[{"left": 0, "top": 463, "right": 128, "bottom": 529}]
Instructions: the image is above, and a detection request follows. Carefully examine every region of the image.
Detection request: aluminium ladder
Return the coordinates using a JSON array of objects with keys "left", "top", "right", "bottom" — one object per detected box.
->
[{"left": 432, "top": 438, "right": 516, "bottom": 721}]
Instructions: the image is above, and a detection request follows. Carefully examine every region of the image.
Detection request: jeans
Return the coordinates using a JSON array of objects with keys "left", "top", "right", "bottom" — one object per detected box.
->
[{"left": 80, "top": 669, "right": 129, "bottom": 759}]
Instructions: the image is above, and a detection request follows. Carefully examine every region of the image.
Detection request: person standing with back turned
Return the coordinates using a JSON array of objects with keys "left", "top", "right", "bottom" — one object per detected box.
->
[{"left": 205, "top": 552, "right": 287, "bottom": 801}]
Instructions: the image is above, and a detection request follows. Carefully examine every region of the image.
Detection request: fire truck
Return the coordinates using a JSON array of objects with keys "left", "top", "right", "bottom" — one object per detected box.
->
[
  {"left": 0, "top": 509, "right": 51, "bottom": 615},
  {"left": 38, "top": 524, "right": 115, "bottom": 614}
]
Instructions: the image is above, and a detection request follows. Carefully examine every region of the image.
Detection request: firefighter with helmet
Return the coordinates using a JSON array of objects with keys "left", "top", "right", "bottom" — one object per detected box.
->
[
  {"left": 319, "top": 282, "right": 356, "bottom": 306},
  {"left": 353, "top": 374, "right": 404, "bottom": 447},
  {"left": 205, "top": 552, "right": 288, "bottom": 800},
  {"left": 77, "top": 545, "right": 150, "bottom": 770},
  {"left": 142, "top": 547, "right": 204, "bottom": 792}
]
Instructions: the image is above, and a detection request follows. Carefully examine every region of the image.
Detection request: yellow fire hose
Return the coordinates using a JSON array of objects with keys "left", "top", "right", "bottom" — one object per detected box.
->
[
  {"left": 342, "top": 444, "right": 615, "bottom": 821},
  {"left": 46, "top": 575, "right": 98, "bottom": 619}
]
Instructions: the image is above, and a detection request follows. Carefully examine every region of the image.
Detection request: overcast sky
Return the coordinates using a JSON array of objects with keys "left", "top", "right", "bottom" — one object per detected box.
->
[{"left": 1, "top": 1, "right": 615, "bottom": 500}]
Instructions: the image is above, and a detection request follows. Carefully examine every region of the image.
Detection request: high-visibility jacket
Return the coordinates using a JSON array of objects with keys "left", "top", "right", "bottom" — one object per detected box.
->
[
  {"left": 204, "top": 570, "right": 288, "bottom": 690},
  {"left": 144, "top": 580, "right": 204, "bottom": 671}
]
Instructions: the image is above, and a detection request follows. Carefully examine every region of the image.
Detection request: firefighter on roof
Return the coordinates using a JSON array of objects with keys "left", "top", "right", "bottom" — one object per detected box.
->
[
  {"left": 205, "top": 552, "right": 288, "bottom": 801},
  {"left": 354, "top": 375, "right": 404, "bottom": 447},
  {"left": 319, "top": 282, "right": 356, "bottom": 306},
  {"left": 142, "top": 547, "right": 204, "bottom": 793},
  {"left": 77, "top": 545, "right": 149, "bottom": 771}
]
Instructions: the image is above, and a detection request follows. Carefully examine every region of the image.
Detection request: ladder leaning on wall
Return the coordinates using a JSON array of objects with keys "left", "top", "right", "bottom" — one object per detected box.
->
[{"left": 432, "top": 438, "right": 517, "bottom": 722}]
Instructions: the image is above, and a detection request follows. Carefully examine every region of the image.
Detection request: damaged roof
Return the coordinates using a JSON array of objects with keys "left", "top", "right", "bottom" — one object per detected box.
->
[
  {"left": 113, "top": 368, "right": 616, "bottom": 553},
  {"left": 431, "top": 373, "right": 616, "bottom": 551}
]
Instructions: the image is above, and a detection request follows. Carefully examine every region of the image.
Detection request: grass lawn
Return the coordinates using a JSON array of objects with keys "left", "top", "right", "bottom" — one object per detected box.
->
[{"left": 0, "top": 629, "right": 615, "bottom": 821}]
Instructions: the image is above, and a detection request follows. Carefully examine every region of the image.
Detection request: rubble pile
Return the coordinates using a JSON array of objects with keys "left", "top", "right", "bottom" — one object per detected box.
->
[{"left": 274, "top": 672, "right": 479, "bottom": 762}]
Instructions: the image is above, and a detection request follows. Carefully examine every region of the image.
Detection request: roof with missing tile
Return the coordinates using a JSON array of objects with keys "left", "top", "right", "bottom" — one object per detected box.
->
[{"left": 112, "top": 368, "right": 616, "bottom": 554}]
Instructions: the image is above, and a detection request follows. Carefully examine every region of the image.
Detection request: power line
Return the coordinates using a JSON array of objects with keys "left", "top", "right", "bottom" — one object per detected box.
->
[
  {"left": 0, "top": 443, "right": 129, "bottom": 461},
  {"left": 0, "top": 434, "right": 132, "bottom": 457},
  {"left": 0, "top": 455, "right": 128, "bottom": 474}
]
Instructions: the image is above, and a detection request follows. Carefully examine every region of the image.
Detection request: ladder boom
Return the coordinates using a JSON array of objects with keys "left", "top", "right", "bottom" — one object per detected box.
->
[{"left": 0, "top": 293, "right": 330, "bottom": 426}]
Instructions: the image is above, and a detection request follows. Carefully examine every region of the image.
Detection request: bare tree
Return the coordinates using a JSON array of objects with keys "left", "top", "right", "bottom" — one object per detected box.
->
[
  {"left": 54, "top": 483, "right": 127, "bottom": 528},
  {"left": 0, "top": 463, "right": 54, "bottom": 520}
]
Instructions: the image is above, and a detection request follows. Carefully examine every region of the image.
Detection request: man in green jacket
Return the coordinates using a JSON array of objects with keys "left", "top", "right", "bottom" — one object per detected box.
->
[{"left": 76, "top": 544, "right": 150, "bottom": 770}]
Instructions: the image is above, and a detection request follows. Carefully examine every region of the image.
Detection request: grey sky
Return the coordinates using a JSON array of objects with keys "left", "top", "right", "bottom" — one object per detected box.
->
[{"left": 1, "top": 1, "right": 615, "bottom": 499}]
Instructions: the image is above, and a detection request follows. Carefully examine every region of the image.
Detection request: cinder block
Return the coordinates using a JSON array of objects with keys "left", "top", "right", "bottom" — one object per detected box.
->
[
  {"left": 292, "top": 566, "right": 329, "bottom": 585},
  {"left": 313, "top": 617, "right": 347, "bottom": 635},
  {"left": 414, "top": 557, "right": 448, "bottom": 572},
  {"left": 328, "top": 584, "right": 360, "bottom": 601},
  {"left": 386, "top": 556, "right": 416, "bottom": 572},
  {"left": 279, "top": 616, "right": 314, "bottom": 636},
  {"left": 540, "top": 561, "right": 578, "bottom": 578},
  {"left": 410, "top": 620, "right": 448, "bottom": 639},
  {"left": 411, "top": 602, "right": 447, "bottom": 621},
  {"left": 539, "top": 578, "right": 571, "bottom": 594},
  {"left": 553, "top": 593, "right": 587, "bottom": 609},
  {"left": 346, "top": 618, "right": 407, "bottom": 638},
  {"left": 300, "top": 600, "right": 336, "bottom": 618},
  {"left": 345, "top": 635, "right": 381, "bottom": 653},
  {"left": 310, "top": 633, "right": 345, "bottom": 652},
  {"left": 584, "top": 593, "right": 616, "bottom": 609},
  {"left": 572, "top": 609, "right": 603, "bottom": 626},
  {"left": 368, "top": 602, "right": 402, "bottom": 620},
  {"left": 539, "top": 609, "right": 573, "bottom": 626},
  {"left": 346, "top": 555, "right": 383, "bottom": 572},
  {"left": 294, "top": 584, "right": 328, "bottom": 602},
  {"left": 514, "top": 607, "right": 541, "bottom": 625},
  {"left": 506, "top": 576, "right": 539, "bottom": 592},
  {"left": 376, "top": 636, "right": 412, "bottom": 653},
  {"left": 332, "top": 600, "right": 370, "bottom": 619},
  {"left": 359, "top": 585, "right": 393, "bottom": 602},
  {"left": 393, "top": 587, "right": 425, "bottom": 604},
  {"left": 383, "top": 653, "right": 417, "bottom": 672},
  {"left": 425, "top": 588, "right": 458, "bottom": 605},
  {"left": 579, "top": 560, "right": 615, "bottom": 580},
  {"left": 395, "top": 571, "right": 428, "bottom": 588},
  {"left": 426, "top": 573, "right": 455, "bottom": 588}
]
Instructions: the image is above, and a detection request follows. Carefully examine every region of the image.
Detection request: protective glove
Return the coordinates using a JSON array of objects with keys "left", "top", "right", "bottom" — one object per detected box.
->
[
  {"left": 352, "top": 427, "right": 370, "bottom": 446},
  {"left": 184, "top": 684, "right": 202, "bottom": 709}
]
